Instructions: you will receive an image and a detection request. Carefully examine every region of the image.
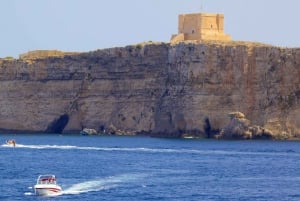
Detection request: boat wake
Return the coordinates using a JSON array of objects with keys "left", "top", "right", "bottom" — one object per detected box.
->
[
  {"left": 2, "top": 143, "right": 300, "bottom": 157},
  {"left": 1, "top": 143, "right": 79, "bottom": 149},
  {"left": 62, "top": 173, "right": 142, "bottom": 195},
  {"left": 2, "top": 143, "right": 190, "bottom": 153},
  {"left": 62, "top": 178, "right": 115, "bottom": 195},
  {"left": 24, "top": 192, "right": 34, "bottom": 196}
]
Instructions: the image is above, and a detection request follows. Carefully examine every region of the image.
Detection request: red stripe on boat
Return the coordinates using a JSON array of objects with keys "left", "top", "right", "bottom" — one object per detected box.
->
[{"left": 35, "top": 188, "right": 61, "bottom": 192}]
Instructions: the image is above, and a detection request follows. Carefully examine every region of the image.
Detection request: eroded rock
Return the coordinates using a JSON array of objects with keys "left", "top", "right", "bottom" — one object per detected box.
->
[{"left": 216, "top": 112, "right": 274, "bottom": 139}]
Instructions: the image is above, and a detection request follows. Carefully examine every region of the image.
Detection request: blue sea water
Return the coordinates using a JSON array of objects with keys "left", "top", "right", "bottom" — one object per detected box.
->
[{"left": 1, "top": 134, "right": 300, "bottom": 201}]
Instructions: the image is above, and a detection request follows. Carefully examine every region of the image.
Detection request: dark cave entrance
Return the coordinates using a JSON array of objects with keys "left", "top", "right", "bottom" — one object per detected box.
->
[
  {"left": 46, "top": 114, "right": 69, "bottom": 134},
  {"left": 204, "top": 117, "right": 211, "bottom": 138}
]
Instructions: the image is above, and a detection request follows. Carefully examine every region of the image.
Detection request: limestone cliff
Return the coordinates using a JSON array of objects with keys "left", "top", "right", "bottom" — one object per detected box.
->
[{"left": 0, "top": 41, "right": 299, "bottom": 139}]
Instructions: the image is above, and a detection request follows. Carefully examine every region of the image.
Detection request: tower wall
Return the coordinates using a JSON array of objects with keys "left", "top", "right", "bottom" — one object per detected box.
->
[{"left": 171, "top": 13, "right": 231, "bottom": 43}]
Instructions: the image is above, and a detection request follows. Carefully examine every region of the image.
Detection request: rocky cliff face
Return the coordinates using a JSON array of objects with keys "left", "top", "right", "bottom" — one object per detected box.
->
[{"left": 0, "top": 41, "right": 299, "bottom": 139}]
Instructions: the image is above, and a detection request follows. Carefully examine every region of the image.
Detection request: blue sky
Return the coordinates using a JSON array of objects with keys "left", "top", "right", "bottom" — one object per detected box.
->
[{"left": 1, "top": 0, "right": 299, "bottom": 58}]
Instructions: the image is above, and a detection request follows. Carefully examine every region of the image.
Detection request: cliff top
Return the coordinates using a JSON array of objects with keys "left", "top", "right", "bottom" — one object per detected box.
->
[
  {"left": 0, "top": 40, "right": 297, "bottom": 61},
  {"left": 18, "top": 50, "right": 81, "bottom": 60}
]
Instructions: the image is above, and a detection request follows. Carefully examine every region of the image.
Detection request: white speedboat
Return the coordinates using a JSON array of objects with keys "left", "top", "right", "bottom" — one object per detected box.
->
[{"left": 34, "top": 175, "right": 62, "bottom": 196}]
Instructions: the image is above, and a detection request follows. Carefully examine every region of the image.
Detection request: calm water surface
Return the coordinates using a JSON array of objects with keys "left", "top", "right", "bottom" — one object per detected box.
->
[{"left": 1, "top": 134, "right": 300, "bottom": 201}]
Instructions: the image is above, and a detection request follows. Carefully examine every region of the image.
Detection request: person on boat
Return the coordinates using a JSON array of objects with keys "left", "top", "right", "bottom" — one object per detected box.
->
[
  {"left": 48, "top": 177, "right": 55, "bottom": 184},
  {"left": 6, "top": 139, "right": 16, "bottom": 147}
]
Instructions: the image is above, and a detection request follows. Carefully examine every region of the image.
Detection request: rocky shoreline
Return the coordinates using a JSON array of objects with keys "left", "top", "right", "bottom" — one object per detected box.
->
[{"left": 0, "top": 41, "right": 299, "bottom": 140}]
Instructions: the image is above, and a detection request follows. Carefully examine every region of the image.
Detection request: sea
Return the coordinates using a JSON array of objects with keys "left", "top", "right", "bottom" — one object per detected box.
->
[{"left": 1, "top": 134, "right": 300, "bottom": 201}]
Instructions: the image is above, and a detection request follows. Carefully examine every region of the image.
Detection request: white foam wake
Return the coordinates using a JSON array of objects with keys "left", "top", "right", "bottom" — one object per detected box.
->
[
  {"left": 2, "top": 143, "right": 299, "bottom": 157},
  {"left": 1, "top": 143, "right": 187, "bottom": 153},
  {"left": 62, "top": 174, "right": 141, "bottom": 195},
  {"left": 2, "top": 143, "right": 79, "bottom": 149},
  {"left": 24, "top": 192, "right": 34, "bottom": 196}
]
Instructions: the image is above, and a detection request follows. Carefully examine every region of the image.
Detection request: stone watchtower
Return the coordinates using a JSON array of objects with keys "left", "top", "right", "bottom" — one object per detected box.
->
[{"left": 171, "top": 13, "right": 231, "bottom": 42}]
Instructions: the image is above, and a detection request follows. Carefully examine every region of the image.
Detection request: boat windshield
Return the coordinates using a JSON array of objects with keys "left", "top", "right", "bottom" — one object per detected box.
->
[{"left": 37, "top": 175, "right": 57, "bottom": 184}]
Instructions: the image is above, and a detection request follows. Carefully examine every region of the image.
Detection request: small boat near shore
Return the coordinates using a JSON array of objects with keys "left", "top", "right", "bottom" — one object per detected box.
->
[
  {"left": 34, "top": 175, "right": 62, "bottom": 196},
  {"left": 6, "top": 139, "right": 16, "bottom": 147}
]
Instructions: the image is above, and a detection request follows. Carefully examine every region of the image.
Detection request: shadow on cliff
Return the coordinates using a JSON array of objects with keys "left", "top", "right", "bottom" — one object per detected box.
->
[{"left": 45, "top": 114, "right": 69, "bottom": 134}]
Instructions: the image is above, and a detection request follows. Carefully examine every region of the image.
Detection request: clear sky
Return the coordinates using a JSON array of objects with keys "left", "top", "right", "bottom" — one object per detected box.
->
[{"left": 1, "top": 0, "right": 299, "bottom": 58}]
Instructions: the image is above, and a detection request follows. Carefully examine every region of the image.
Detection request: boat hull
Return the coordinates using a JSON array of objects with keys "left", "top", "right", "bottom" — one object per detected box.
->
[{"left": 34, "top": 184, "right": 62, "bottom": 196}]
